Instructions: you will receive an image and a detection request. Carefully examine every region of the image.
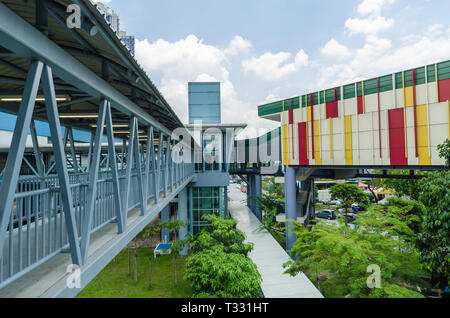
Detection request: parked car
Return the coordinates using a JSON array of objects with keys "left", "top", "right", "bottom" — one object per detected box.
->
[
  {"left": 338, "top": 213, "right": 357, "bottom": 223},
  {"left": 329, "top": 199, "right": 342, "bottom": 206},
  {"left": 315, "top": 209, "right": 337, "bottom": 220}
]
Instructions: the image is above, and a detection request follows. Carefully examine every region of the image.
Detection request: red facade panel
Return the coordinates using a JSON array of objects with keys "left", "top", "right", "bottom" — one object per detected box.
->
[
  {"left": 326, "top": 101, "right": 338, "bottom": 118},
  {"left": 438, "top": 78, "right": 450, "bottom": 102},
  {"left": 298, "top": 122, "right": 309, "bottom": 166},
  {"left": 388, "top": 108, "right": 408, "bottom": 166},
  {"left": 357, "top": 96, "right": 364, "bottom": 114}
]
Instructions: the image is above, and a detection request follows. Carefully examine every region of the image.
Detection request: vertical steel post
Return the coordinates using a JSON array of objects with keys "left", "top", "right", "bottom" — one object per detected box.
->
[
  {"left": 161, "top": 205, "right": 170, "bottom": 243},
  {"left": 42, "top": 65, "right": 82, "bottom": 265},
  {"left": 0, "top": 61, "right": 43, "bottom": 269}
]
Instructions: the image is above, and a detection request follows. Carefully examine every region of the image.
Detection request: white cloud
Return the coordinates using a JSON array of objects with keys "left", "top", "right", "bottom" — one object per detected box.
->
[
  {"left": 357, "top": 0, "right": 396, "bottom": 16},
  {"left": 224, "top": 35, "right": 251, "bottom": 56},
  {"left": 321, "top": 38, "right": 351, "bottom": 60},
  {"left": 242, "top": 49, "right": 309, "bottom": 80},
  {"left": 345, "top": 16, "right": 394, "bottom": 35},
  {"left": 427, "top": 24, "right": 444, "bottom": 35},
  {"left": 135, "top": 34, "right": 276, "bottom": 131}
]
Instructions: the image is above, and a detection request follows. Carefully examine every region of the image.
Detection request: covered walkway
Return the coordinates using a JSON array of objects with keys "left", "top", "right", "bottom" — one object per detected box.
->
[{"left": 228, "top": 185, "right": 323, "bottom": 298}]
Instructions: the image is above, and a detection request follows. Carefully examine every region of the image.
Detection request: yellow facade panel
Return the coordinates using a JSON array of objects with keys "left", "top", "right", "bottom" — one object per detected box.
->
[
  {"left": 345, "top": 116, "right": 353, "bottom": 166},
  {"left": 417, "top": 105, "right": 431, "bottom": 166}
]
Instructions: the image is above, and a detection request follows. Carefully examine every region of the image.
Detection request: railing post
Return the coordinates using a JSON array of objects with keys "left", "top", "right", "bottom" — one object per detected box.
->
[
  {"left": 42, "top": 65, "right": 82, "bottom": 265},
  {"left": 164, "top": 135, "right": 171, "bottom": 198},
  {"left": 0, "top": 61, "right": 43, "bottom": 270},
  {"left": 150, "top": 127, "right": 158, "bottom": 204}
]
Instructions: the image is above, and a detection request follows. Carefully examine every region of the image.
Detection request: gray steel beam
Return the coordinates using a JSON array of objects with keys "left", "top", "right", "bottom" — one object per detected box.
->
[
  {"left": 105, "top": 102, "right": 124, "bottom": 233},
  {"left": 123, "top": 117, "right": 136, "bottom": 228},
  {"left": 0, "top": 2, "right": 173, "bottom": 136},
  {"left": 42, "top": 65, "right": 82, "bottom": 265},
  {"left": 0, "top": 61, "right": 43, "bottom": 271},
  {"left": 133, "top": 121, "right": 146, "bottom": 216},
  {"left": 80, "top": 100, "right": 107, "bottom": 264}
]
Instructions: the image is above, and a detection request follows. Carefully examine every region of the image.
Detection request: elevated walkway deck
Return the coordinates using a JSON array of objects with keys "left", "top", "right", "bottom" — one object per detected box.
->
[
  {"left": 228, "top": 185, "right": 323, "bottom": 298},
  {"left": 0, "top": 176, "right": 194, "bottom": 298}
]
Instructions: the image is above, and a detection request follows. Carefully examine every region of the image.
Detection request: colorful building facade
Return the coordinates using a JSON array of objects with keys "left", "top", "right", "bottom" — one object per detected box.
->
[{"left": 258, "top": 61, "right": 450, "bottom": 167}]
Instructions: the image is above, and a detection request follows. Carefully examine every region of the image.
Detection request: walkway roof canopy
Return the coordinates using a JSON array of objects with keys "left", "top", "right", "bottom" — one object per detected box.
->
[{"left": 0, "top": 0, "right": 183, "bottom": 140}]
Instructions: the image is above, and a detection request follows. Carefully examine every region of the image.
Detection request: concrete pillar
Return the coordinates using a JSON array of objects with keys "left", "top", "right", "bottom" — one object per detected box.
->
[
  {"left": 254, "top": 174, "right": 262, "bottom": 221},
  {"left": 178, "top": 187, "right": 188, "bottom": 256},
  {"left": 285, "top": 166, "right": 297, "bottom": 253},
  {"left": 161, "top": 204, "right": 170, "bottom": 243}
]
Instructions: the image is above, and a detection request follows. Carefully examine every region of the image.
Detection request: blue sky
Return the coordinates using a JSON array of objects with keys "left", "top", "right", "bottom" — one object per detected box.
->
[{"left": 94, "top": 0, "right": 450, "bottom": 134}]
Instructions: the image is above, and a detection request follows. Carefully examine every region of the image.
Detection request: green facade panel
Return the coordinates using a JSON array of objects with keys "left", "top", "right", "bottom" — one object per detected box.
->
[{"left": 257, "top": 59, "right": 450, "bottom": 117}]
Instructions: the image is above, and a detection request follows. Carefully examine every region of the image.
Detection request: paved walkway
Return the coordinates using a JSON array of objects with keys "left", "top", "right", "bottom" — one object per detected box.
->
[{"left": 228, "top": 185, "right": 323, "bottom": 298}]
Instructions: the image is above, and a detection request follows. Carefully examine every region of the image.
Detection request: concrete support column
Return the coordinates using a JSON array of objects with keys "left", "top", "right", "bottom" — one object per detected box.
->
[
  {"left": 285, "top": 166, "right": 297, "bottom": 253},
  {"left": 254, "top": 174, "right": 262, "bottom": 221},
  {"left": 161, "top": 205, "right": 170, "bottom": 243},
  {"left": 178, "top": 187, "right": 188, "bottom": 256}
]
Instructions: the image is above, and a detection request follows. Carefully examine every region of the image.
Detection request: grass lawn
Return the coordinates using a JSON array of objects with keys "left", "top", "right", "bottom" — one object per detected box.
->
[{"left": 77, "top": 248, "right": 192, "bottom": 298}]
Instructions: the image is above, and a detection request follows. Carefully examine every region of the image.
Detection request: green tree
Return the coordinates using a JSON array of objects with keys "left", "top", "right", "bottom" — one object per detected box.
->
[
  {"left": 437, "top": 138, "right": 450, "bottom": 167},
  {"left": 190, "top": 214, "right": 253, "bottom": 256},
  {"left": 185, "top": 245, "right": 262, "bottom": 298},
  {"left": 283, "top": 207, "right": 427, "bottom": 298},
  {"left": 378, "top": 170, "right": 428, "bottom": 200},
  {"left": 416, "top": 170, "right": 450, "bottom": 289},
  {"left": 330, "top": 183, "right": 370, "bottom": 212},
  {"left": 136, "top": 223, "right": 161, "bottom": 287},
  {"left": 160, "top": 219, "right": 188, "bottom": 287}
]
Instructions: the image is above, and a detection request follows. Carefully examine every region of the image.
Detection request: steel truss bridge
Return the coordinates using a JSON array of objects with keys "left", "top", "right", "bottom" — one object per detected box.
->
[{"left": 0, "top": 0, "right": 194, "bottom": 297}]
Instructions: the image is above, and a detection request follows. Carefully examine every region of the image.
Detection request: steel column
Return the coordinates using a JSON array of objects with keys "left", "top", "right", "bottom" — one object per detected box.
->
[
  {"left": 285, "top": 166, "right": 297, "bottom": 254},
  {"left": 178, "top": 187, "right": 188, "bottom": 256},
  {"left": 254, "top": 174, "right": 262, "bottom": 221},
  {"left": 161, "top": 205, "right": 170, "bottom": 242}
]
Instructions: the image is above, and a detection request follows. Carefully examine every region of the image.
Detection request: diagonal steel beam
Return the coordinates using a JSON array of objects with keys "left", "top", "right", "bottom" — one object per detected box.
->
[
  {"left": 123, "top": 117, "right": 136, "bottom": 229},
  {"left": 0, "top": 61, "right": 43, "bottom": 270},
  {"left": 105, "top": 102, "right": 124, "bottom": 233},
  {"left": 133, "top": 121, "right": 146, "bottom": 216},
  {"left": 42, "top": 65, "right": 82, "bottom": 266},
  {"left": 80, "top": 99, "right": 107, "bottom": 264}
]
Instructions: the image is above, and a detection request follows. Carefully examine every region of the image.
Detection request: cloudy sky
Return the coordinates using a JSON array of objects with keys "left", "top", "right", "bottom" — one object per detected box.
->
[{"left": 93, "top": 0, "right": 450, "bottom": 135}]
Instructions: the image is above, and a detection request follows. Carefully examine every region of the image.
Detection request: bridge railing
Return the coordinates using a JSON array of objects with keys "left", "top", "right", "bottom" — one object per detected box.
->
[{"left": 0, "top": 162, "right": 194, "bottom": 290}]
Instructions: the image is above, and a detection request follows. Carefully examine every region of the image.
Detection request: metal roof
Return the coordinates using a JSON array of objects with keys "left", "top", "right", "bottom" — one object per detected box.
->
[{"left": 0, "top": 0, "right": 183, "bottom": 141}]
